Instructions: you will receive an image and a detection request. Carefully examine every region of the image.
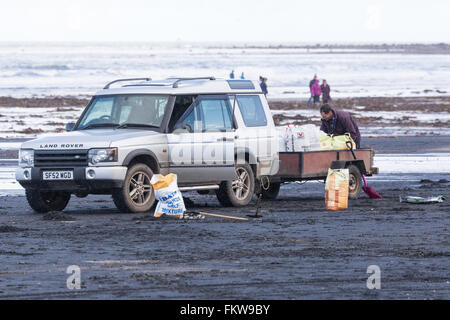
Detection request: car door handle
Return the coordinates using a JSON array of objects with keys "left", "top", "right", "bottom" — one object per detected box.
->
[{"left": 217, "top": 138, "right": 234, "bottom": 142}]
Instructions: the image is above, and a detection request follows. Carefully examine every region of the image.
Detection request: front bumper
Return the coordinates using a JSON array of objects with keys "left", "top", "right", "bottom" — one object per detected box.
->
[{"left": 16, "top": 166, "right": 127, "bottom": 192}]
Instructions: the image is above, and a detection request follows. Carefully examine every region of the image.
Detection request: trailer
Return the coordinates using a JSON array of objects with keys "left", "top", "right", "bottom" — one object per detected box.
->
[{"left": 261, "top": 148, "right": 379, "bottom": 200}]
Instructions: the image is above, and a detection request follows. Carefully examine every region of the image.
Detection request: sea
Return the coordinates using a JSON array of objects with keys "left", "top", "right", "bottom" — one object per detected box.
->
[{"left": 0, "top": 42, "right": 449, "bottom": 99}]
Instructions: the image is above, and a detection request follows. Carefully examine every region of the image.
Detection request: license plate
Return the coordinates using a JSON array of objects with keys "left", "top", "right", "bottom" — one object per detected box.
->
[{"left": 43, "top": 170, "right": 73, "bottom": 180}]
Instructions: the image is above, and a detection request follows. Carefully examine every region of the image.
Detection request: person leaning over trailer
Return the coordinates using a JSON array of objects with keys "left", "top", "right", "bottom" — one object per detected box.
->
[{"left": 320, "top": 104, "right": 361, "bottom": 148}]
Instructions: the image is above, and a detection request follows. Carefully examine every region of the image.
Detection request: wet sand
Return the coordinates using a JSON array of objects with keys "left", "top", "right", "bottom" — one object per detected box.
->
[
  {"left": 0, "top": 138, "right": 449, "bottom": 299},
  {"left": 0, "top": 95, "right": 448, "bottom": 112},
  {"left": 0, "top": 172, "right": 448, "bottom": 299},
  {"left": 0, "top": 96, "right": 90, "bottom": 108}
]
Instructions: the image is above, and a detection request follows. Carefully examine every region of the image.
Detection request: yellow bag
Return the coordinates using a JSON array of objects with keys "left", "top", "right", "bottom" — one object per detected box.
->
[
  {"left": 325, "top": 168, "right": 349, "bottom": 210},
  {"left": 320, "top": 133, "right": 356, "bottom": 150},
  {"left": 319, "top": 135, "right": 334, "bottom": 150},
  {"left": 332, "top": 133, "right": 356, "bottom": 150}
]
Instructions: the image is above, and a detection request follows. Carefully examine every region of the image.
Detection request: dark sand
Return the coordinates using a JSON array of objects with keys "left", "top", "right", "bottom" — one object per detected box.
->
[{"left": 0, "top": 173, "right": 448, "bottom": 299}]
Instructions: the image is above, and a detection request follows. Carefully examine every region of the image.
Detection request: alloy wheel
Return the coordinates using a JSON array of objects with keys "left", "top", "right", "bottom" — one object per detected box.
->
[
  {"left": 232, "top": 167, "right": 250, "bottom": 200},
  {"left": 128, "top": 171, "right": 153, "bottom": 206}
]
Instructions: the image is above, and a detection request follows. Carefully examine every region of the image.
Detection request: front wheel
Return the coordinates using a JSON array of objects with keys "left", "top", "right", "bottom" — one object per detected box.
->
[
  {"left": 25, "top": 189, "right": 71, "bottom": 213},
  {"left": 215, "top": 163, "right": 255, "bottom": 207},
  {"left": 112, "top": 164, "right": 155, "bottom": 213}
]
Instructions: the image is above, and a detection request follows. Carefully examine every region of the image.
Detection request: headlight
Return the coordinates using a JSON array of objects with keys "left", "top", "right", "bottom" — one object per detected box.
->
[
  {"left": 19, "top": 149, "right": 34, "bottom": 167},
  {"left": 88, "top": 148, "right": 118, "bottom": 165}
]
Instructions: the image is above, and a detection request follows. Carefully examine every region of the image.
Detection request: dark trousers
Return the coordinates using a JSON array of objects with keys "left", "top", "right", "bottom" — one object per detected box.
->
[{"left": 313, "top": 95, "right": 320, "bottom": 104}]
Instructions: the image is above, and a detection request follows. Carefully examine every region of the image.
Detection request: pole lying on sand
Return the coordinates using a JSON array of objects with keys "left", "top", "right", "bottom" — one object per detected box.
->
[{"left": 198, "top": 211, "right": 249, "bottom": 221}]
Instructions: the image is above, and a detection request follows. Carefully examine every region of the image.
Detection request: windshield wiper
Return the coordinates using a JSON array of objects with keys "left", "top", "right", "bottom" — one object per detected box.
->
[
  {"left": 115, "top": 123, "right": 159, "bottom": 129},
  {"left": 79, "top": 123, "right": 118, "bottom": 130}
]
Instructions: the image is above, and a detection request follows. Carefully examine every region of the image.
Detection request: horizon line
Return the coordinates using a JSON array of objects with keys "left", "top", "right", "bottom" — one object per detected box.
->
[{"left": 0, "top": 40, "right": 449, "bottom": 45}]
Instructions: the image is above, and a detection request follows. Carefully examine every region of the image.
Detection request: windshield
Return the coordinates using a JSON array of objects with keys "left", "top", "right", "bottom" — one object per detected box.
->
[{"left": 77, "top": 95, "right": 170, "bottom": 130}]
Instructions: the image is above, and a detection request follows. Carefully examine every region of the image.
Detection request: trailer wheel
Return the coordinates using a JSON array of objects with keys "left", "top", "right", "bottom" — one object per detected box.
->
[
  {"left": 25, "top": 189, "right": 71, "bottom": 213},
  {"left": 215, "top": 162, "right": 255, "bottom": 207},
  {"left": 112, "top": 163, "right": 155, "bottom": 213},
  {"left": 347, "top": 164, "right": 362, "bottom": 199},
  {"left": 261, "top": 182, "right": 281, "bottom": 200}
]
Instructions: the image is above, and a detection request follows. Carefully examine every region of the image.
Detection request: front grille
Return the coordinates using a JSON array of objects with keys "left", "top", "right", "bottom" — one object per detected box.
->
[{"left": 34, "top": 150, "right": 88, "bottom": 167}]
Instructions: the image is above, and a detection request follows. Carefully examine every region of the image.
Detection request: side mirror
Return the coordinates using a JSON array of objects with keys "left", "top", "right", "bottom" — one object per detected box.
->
[{"left": 66, "top": 122, "right": 76, "bottom": 131}]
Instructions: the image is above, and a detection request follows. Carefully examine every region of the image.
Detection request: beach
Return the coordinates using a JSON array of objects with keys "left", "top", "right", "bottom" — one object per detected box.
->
[
  {"left": 0, "top": 144, "right": 448, "bottom": 299},
  {"left": 1, "top": 96, "right": 449, "bottom": 299},
  {"left": 0, "top": 42, "right": 449, "bottom": 300}
]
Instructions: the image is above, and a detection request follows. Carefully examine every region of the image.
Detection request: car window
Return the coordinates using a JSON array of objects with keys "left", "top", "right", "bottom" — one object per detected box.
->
[
  {"left": 78, "top": 95, "right": 169, "bottom": 129},
  {"left": 183, "top": 104, "right": 202, "bottom": 132},
  {"left": 118, "top": 105, "right": 132, "bottom": 123},
  {"left": 81, "top": 97, "right": 114, "bottom": 124},
  {"left": 200, "top": 98, "right": 233, "bottom": 131},
  {"left": 169, "top": 95, "right": 197, "bottom": 132},
  {"left": 236, "top": 95, "right": 267, "bottom": 127},
  {"left": 174, "top": 96, "right": 233, "bottom": 133},
  {"left": 120, "top": 95, "right": 167, "bottom": 126}
]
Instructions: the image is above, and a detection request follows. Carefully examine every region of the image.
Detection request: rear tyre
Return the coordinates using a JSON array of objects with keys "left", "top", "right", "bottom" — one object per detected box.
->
[
  {"left": 25, "top": 189, "right": 71, "bottom": 213},
  {"left": 215, "top": 162, "right": 255, "bottom": 207},
  {"left": 112, "top": 164, "right": 155, "bottom": 213},
  {"left": 261, "top": 182, "right": 281, "bottom": 200},
  {"left": 347, "top": 165, "right": 362, "bottom": 199}
]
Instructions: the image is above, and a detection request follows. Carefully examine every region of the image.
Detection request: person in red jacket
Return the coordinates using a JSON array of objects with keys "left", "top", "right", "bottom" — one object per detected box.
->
[{"left": 311, "top": 79, "right": 321, "bottom": 107}]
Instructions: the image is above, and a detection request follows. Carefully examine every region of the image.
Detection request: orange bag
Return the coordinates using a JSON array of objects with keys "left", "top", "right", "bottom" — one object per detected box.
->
[{"left": 325, "top": 168, "right": 349, "bottom": 210}]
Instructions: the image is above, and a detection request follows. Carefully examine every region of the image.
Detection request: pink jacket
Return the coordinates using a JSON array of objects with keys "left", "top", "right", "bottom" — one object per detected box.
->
[{"left": 311, "top": 80, "right": 321, "bottom": 96}]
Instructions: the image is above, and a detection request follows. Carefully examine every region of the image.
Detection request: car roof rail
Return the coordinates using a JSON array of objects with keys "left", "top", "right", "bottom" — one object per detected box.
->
[
  {"left": 171, "top": 77, "right": 216, "bottom": 88},
  {"left": 104, "top": 77, "right": 152, "bottom": 89},
  {"left": 122, "top": 83, "right": 166, "bottom": 87}
]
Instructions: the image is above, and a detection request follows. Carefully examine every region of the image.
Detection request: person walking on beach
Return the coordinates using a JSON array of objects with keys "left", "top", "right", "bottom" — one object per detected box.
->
[
  {"left": 307, "top": 74, "right": 318, "bottom": 106},
  {"left": 230, "top": 70, "right": 235, "bottom": 79},
  {"left": 259, "top": 76, "right": 268, "bottom": 97},
  {"left": 320, "top": 104, "right": 361, "bottom": 148},
  {"left": 311, "top": 79, "right": 322, "bottom": 107},
  {"left": 321, "top": 79, "right": 331, "bottom": 104}
]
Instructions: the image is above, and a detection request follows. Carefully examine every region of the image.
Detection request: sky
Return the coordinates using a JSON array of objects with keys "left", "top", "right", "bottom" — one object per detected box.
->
[{"left": 1, "top": 0, "right": 449, "bottom": 43}]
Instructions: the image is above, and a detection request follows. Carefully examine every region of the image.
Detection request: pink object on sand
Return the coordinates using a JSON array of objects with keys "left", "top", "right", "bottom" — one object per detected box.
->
[{"left": 362, "top": 175, "right": 382, "bottom": 199}]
